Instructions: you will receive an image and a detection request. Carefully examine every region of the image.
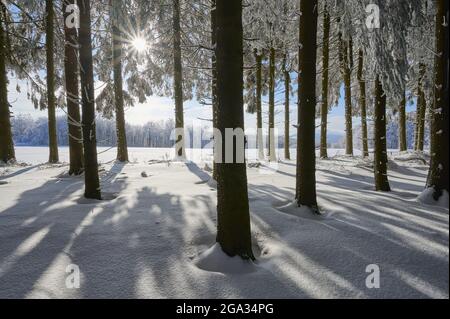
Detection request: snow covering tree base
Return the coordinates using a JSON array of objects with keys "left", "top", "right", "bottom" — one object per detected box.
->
[
  {"left": 418, "top": 187, "right": 449, "bottom": 208},
  {"left": 195, "top": 244, "right": 257, "bottom": 274}
]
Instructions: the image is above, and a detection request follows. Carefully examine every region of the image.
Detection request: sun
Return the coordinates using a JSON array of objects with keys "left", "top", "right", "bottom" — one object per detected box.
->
[{"left": 131, "top": 37, "right": 147, "bottom": 53}]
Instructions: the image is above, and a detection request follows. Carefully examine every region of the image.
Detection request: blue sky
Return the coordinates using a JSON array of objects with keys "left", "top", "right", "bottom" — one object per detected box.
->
[{"left": 8, "top": 77, "right": 416, "bottom": 136}]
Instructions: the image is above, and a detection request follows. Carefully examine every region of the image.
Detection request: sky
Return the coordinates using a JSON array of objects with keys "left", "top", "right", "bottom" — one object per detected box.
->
[{"left": 8, "top": 76, "right": 416, "bottom": 137}]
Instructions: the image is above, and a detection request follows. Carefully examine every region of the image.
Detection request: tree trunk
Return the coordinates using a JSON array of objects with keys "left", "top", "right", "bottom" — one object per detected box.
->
[
  {"left": 268, "top": 47, "right": 276, "bottom": 161},
  {"left": 319, "top": 5, "right": 330, "bottom": 159},
  {"left": 0, "top": 9, "right": 15, "bottom": 164},
  {"left": 63, "top": 0, "right": 83, "bottom": 175},
  {"left": 112, "top": 0, "right": 129, "bottom": 162},
  {"left": 254, "top": 50, "right": 264, "bottom": 160},
  {"left": 211, "top": 0, "right": 218, "bottom": 180},
  {"left": 339, "top": 33, "right": 353, "bottom": 156},
  {"left": 374, "top": 75, "right": 391, "bottom": 192},
  {"left": 78, "top": 0, "right": 101, "bottom": 200},
  {"left": 357, "top": 49, "right": 369, "bottom": 157},
  {"left": 283, "top": 54, "right": 290, "bottom": 160},
  {"left": 426, "top": 0, "right": 449, "bottom": 200},
  {"left": 215, "top": 0, "right": 254, "bottom": 260},
  {"left": 398, "top": 94, "right": 407, "bottom": 152},
  {"left": 415, "top": 63, "right": 426, "bottom": 152},
  {"left": 46, "top": 0, "right": 59, "bottom": 163},
  {"left": 173, "top": 0, "right": 185, "bottom": 159},
  {"left": 296, "top": 0, "right": 318, "bottom": 211}
]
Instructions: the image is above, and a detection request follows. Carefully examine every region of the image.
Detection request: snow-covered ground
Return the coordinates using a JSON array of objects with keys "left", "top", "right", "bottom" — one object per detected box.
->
[{"left": 0, "top": 147, "right": 448, "bottom": 298}]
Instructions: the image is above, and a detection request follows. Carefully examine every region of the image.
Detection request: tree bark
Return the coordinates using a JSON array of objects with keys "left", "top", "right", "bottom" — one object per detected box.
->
[
  {"left": 0, "top": 8, "right": 15, "bottom": 164},
  {"left": 112, "top": 0, "right": 129, "bottom": 162},
  {"left": 357, "top": 49, "right": 369, "bottom": 157},
  {"left": 339, "top": 33, "right": 353, "bottom": 156},
  {"left": 296, "top": 0, "right": 318, "bottom": 211},
  {"left": 254, "top": 50, "right": 264, "bottom": 160},
  {"left": 215, "top": 0, "right": 254, "bottom": 260},
  {"left": 415, "top": 63, "right": 426, "bottom": 152},
  {"left": 173, "top": 0, "right": 185, "bottom": 158},
  {"left": 283, "top": 54, "right": 290, "bottom": 160},
  {"left": 268, "top": 47, "right": 276, "bottom": 161},
  {"left": 78, "top": 0, "right": 101, "bottom": 200},
  {"left": 46, "top": 0, "right": 59, "bottom": 163},
  {"left": 426, "top": 0, "right": 449, "bottom": 200},
  {"left": 374, "top": 75, "right": 391, "bottom": 192},
  {"left": 211, "top": 0, "right": 218, "bottom": 180},
  {"left": 398, "top": 94, "right": 407, "bottom": 152},
  {"left": 63, "top": 0, "right": 83, "bottom": 175},
  {"left": 319, "top": 5, "right": 330, "bottom": 159}
]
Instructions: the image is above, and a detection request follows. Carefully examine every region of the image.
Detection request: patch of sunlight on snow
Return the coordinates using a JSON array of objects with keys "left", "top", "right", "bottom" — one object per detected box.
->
[
  {"left": 393, "top": 268, "right": 448, "bottom": 299},
  {"left": 0, "top": 226, "right": 50, "bottom": 277},
  {"left": 382, "top": 223, "right": 449, "bottom": 260}
]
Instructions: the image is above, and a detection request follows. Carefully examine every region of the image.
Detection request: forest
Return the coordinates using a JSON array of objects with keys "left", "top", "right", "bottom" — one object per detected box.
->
[{"left": 0, "top": 0, "right": 448, "bottom": 300}]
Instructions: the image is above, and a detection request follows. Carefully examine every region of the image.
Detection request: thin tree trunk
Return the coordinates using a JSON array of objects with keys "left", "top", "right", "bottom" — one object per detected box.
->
[
  {"left": 63, "top": 0, "right": 83, "bottom": 175},
  {"left": 374, "top": 75, "right": 391, "bottom": 192},
  {"left": 173, "top": 0, "right": 185, "bottom": 158},
  {"left": 416, "top": 63, "right": 427, "bottom": 152},
  {"left": 254, "top": 50, "right": 264, "bottom": 160},
  {"left": 0, "top": 8, "right": 15, "bottom": 164},
  {"left": 46, "top": 0, "right": 59, "bottom": 163},
  {"left": 398, "top": 94, "right": 407, "bottom": 152},
  {"left": 112, "top": 0, "right": 129, "bottom": 162},
  {"left": 426, "top": 0, "right": 449, "bottom": 200},
  {"left": 215, "top": 0, "right": 254, "bottom": 260},
  {"left": 283, "top": 54, "right": 291, "bottom": 160},
  {"left": 268, "top": 47, "right": 276, "bottom": 161},
  {"left": 78, "top": 0, "right": 101, "bottom": 200},
  {"left": 357, "top": 49, "right": 369, "bottom": 157},
  {"left": 339, "top": 32, "right": 353, "bottom": 156},
  {"left": 319, "top": 5, "right": 330, "bottom": 159},
  {"left": 296, "top": 0, "right": 318, "bottom": 211}
]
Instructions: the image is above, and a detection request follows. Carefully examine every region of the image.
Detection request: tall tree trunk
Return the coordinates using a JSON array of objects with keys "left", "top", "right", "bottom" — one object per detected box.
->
[
  {"left": 374, "top": 75, "right": 390, "bottom": 192},
  {"left": 211, "top": 0, "right": 218, "bottom": 180},
  {"left": 357, "top": 49, "right": 369, "bottom": 157},
  {"left": 339, "top": 33, "right": 353, "bottom": 156},
  {"left": 268, "top": 47, "right": 276, "bottom": 161},
  {"left": 173, "top": 0, "right": 185, "bottom": 158},
  {"left": 111, "top": 0, "right": 129, "bottom": 162},
  {"left": 78, "top": 0, "right": 101, "bottom": 200},
  {"left": 426, "top": 0, "right": 449, "bottom": 200},
  {"left": 215, "top": 0, "right": 254, "bottom": 260},
  {"left": 296, "top": 0, "right": 318, "bottom": 211},
  {"left": 0, "top": 9, "right": 15, "bottom": 164},
  {"left": 398, "top": 94, "right": 407, "bottom": 152},
  {"left": 283, "top": 54, "right": 291, "bottom": 160},
  {"left": 319, "top": 5, "right": 330, "bottom": 159},
  {"left": 46, "top": 0, "right": 59, "bottom": 163},
  {"left": 63, "top": 0, "right": 83, "bottom": 175},
  {"left": 254, "top": 50, "right": 264, "bottom": 160},
  {"left": 416, "top": 63, "right": 427, "bottom": 152}
]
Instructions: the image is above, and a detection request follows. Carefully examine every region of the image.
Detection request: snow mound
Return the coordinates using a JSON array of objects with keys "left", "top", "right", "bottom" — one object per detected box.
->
[
  {"left": 393, "top": 151, "right": 429, "bottom": 165},
  {"left": 275, "top": 201, "right": 323, "bottom": 220},
  {"left": 418, "top": 188, "right": 449, "bottom": 208},
  {"left": 195, "top": 244, "right": 257, "bottom": 274}
]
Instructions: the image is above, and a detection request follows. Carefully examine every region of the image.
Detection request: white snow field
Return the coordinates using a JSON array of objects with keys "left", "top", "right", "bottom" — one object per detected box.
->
[{"left": 0, "top": 147, "right": 448, "bottom": 299}]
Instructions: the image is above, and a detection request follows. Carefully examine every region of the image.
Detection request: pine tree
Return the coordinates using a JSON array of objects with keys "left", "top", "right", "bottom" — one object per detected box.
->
[
  {"left": 78, "top": 0, "right": 101, "bottom": 200},
  {"left": 426, "top": 0, "right": 449, "bottom": 201},
  {"left": 0, "top": 5, "right": 15, "bottom": 164},
  {"left": 63, "top": 0, "right": 84, "bottom": 175},
  {"left": 374, "top": 75, "right": 390, "bottom": 192},
  {"left": 111, "top": 0, "right": 129, "bottom": 162},
  {"left": 46, "top": 0, "right": 59, "bottom": 163},
  {"left": 215, "top": 0, "right": 254, "bottom": 260},
  {"left": 319, "top": 5, "right": 330, "bottom": 159},
  {"left": 296, "top": 0, "right": 318, "bottom": 212}
]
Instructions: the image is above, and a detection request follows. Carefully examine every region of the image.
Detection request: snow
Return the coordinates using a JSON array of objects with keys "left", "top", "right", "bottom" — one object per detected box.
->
[
  {"left": 0, "top": 147, "right": 448, "bottom": 299},
  {"left": 418, "top": 188, "right": 449, "bottom": 208}
]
